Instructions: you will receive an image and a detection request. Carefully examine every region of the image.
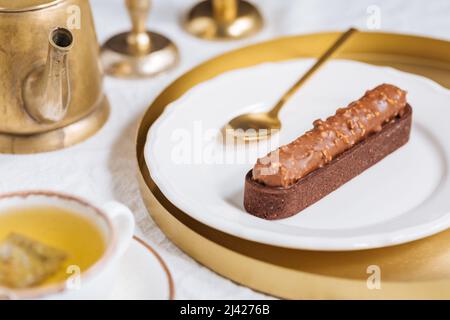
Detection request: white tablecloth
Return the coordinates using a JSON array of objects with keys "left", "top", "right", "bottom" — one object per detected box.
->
[{"left": 2, "top": 0, "right": 449, "bottom": 299}]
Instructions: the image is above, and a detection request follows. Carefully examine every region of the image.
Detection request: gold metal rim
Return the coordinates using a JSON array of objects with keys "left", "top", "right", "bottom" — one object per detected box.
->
[
  {"left": 137, "top": 31, "right": 450, "bottom": 299},
  {"left": 0, "top": 95, "right": 109, "bottom": 154}
]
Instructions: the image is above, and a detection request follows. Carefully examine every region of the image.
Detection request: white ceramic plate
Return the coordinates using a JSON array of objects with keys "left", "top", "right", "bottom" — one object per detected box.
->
[
  {"left": 108, "top": 236, "right": 174, "bottom": 299},
  {"left": 145, "top": 59, "right": 450, "bottom": 251}
]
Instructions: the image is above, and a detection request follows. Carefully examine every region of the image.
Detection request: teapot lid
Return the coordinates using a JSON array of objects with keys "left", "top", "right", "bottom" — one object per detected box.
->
[{"left": 0, "top": 0, "right": 63, "bottom": 12}]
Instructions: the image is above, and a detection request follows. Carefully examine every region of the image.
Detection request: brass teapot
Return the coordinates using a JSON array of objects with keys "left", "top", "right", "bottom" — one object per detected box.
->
[{"left": 0, "top": 0, "right": 109, "bottom": 153}]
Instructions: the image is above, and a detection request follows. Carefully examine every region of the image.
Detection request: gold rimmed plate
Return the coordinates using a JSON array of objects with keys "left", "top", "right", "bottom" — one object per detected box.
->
[{"left": 137, "top": 31, "right": 450, "bottom": 299}]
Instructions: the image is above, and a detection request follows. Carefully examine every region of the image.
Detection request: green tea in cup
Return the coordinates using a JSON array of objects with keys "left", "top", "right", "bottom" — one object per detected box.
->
[{"left": 0, "top": 205, "right": 106, "bottom": 288}]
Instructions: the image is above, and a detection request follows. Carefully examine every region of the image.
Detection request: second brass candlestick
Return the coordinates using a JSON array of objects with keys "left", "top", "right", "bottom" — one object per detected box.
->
[
  {"left": 184, "top": 0, "right": 263, "bottom": 40},
  {"left": 101, "top": 0, "right": 179, "bottom": 78}
]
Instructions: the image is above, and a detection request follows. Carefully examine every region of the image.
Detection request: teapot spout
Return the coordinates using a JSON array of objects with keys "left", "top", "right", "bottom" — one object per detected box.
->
[{"left": 23, "top": 28, "right": 73, "bottom": 123}]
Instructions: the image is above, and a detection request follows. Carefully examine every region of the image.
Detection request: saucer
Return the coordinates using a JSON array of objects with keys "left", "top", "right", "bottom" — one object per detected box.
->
[
  {"left": 146, "top": 59, "right": 450, "bottom": 251},
  {"left": 108, "top": 236, "right": 174, "bottom": 300}
]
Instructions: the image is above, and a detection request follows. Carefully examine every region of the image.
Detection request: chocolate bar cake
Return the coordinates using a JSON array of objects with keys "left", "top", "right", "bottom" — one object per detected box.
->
[{"left": 244, "top": 84, "right": 412, "bottom": 220}]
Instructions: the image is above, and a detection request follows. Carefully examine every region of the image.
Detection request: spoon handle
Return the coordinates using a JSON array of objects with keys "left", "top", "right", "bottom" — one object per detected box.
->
[{"left": 269, "top": 27, "right": 358, "bottom": 117}]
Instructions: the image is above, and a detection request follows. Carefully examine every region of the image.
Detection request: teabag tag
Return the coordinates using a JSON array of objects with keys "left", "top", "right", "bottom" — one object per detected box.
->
[{"left": 0, "top": 233, "right": 67, "bottom": 289}]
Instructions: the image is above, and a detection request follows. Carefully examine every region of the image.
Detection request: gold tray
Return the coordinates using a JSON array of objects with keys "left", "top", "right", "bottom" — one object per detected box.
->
[{"left": 136, "top": 32, "right": 450, "bottom": 299}]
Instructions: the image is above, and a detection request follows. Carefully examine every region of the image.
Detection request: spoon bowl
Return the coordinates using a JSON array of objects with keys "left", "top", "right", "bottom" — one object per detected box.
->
[{"left": 226, "top": 112, "right": 281, "bottom": 141}]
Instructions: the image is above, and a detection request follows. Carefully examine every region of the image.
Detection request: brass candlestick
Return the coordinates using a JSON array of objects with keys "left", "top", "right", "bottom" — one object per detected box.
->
[
  {"left": 101, "top": 0, "right": 179, "bottom": 78},
  {"left": 184, "top": 0, "right": 263, "bottom": 40}
]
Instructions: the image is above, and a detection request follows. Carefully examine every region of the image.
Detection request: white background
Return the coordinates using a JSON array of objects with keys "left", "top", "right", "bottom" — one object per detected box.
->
[{"left": 1, "top": 0, "right": 449, "bottom": 299}]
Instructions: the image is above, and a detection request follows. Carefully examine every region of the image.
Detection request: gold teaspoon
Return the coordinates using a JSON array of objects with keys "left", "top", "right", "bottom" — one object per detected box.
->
[{"left": 225, "top": 28, "right": 358, "bottom": 142}]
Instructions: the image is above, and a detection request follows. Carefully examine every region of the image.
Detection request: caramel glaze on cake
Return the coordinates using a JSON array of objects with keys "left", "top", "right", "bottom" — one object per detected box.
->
[{"left": 253, "top": 84, "right": 408, "bottom": 187}]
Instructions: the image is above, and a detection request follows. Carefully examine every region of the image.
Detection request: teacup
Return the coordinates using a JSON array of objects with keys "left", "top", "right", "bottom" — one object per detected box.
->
[{"left": 0, "top": 191, "right": 135, "bottom": 300}]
